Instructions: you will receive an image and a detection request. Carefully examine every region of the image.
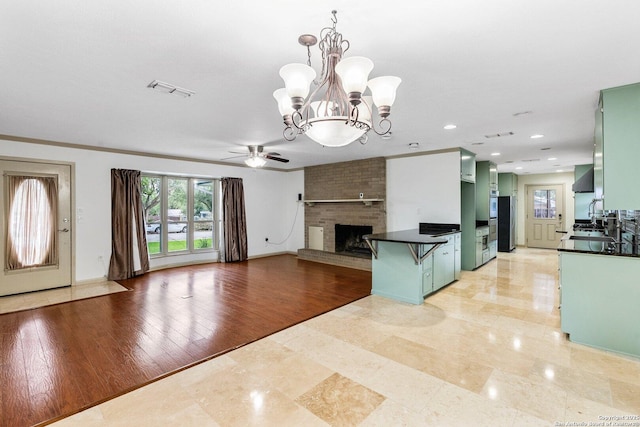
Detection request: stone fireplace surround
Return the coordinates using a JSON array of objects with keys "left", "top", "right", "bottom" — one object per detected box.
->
[{"left": 297, "top": 157, "right": 386, "bottom": 271}]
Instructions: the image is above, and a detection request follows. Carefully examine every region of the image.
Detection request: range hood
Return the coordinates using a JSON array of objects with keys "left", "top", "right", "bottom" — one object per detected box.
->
[{"left": 572, "top": 166, "right": 594, "bottom": 193}]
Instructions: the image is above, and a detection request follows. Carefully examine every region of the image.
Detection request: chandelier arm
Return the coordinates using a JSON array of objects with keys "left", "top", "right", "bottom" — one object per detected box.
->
[
  {"left": 290, "top": 110, "right": 305, "bottom": 131},
  {"left": 283, "top": 125, "right": 297, "bottom": 141},
  {"left": 370, "top": 118, "right": 392, "bottom": 136}
]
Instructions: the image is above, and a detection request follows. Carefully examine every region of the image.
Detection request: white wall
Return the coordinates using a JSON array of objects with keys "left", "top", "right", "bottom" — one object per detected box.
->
[
  {"left": 0, "top": 139, "right": 304, "bottom": 283},
  {"left": 515, "top": 172, "right": 576, "bottom": 246},
  {"left": 386, "top": 151, "right": 461, "bottom": 231}
]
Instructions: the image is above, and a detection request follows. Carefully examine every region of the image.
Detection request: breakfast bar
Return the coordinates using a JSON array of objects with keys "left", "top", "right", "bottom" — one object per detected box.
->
[{"left": 364, "top": 228, "right": 460, "bottom": 304}]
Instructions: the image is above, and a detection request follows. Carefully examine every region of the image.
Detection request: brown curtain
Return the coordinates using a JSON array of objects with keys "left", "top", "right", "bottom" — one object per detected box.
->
[
  {"left": 222, "top": 177, "right": 248, "bottom": 262},
  {"left": 5, "top": 175, "right": 58, "bottom": 270},
  {"left": 107, "top": 169, "right": 150, "bottom": 280}
]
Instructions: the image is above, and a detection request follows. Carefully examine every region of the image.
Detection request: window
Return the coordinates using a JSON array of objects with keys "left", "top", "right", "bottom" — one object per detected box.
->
[
  {"left": 533, "top": 189, "right": 556, "bottom": 219},
  {"left": 141, "top": 174, "right": 220, "bottom": 257}
]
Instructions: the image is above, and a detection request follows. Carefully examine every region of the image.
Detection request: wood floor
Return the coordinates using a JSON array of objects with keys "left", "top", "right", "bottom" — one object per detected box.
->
[{"left": 0, "top": 255, "right": 371, "bottom": 427}]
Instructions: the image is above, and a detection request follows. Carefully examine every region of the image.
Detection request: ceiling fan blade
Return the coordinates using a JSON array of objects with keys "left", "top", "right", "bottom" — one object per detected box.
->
[
  {"left": 220, "top": 154, "right": 246, "bottom": 160},
  {"left": 264, "top": 154, "right": 289, "bottom": 163},
  {"left": 265, "top": 152, "right": 281, "bottom": 156}
]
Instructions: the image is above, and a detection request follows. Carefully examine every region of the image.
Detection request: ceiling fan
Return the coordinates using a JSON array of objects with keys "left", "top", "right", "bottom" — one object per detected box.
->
[{"left": 223, "top": 145, "right": 290, "bottom": 168}]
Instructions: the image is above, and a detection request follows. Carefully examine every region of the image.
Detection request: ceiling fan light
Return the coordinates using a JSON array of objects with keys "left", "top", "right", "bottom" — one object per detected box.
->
[
  {"left": 368, "top": 76, "right": 401, "bottom": 108},
  {"left": 244, "top": 156, "right": 267, "bottom": 168},
  {"left": 273, "top": 88, "right": 295, "bottom": 116},
  {"left": 335, "top": 56, "right": 374, "bottom": 95},
  {"left": 279, "top": 63, "right": 316, "bottom": 99}
]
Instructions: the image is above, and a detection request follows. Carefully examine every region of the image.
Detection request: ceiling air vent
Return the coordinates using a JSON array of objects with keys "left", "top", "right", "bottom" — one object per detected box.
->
[
  {"left": 521, "top": 158, "right": 540, "bottom": 162},
  {"left": 484, "top": 132, "right": 514, "bottom": 139}
]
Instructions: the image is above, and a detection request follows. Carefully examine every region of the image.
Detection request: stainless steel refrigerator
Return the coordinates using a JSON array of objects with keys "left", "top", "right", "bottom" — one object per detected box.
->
[{"left": 498, "top": 196, "right": 516, "bottom": 252}]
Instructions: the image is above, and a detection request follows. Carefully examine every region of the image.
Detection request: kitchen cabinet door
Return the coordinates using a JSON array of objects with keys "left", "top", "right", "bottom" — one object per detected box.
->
[
  {"left": 433, "top": 240, "right": 455, "bottom": 291},
  {"left": 489, "top": 163, "right": 498, "bottom": 191},
  {"left": 422, "top": 263, "right": 433, "bottom": 296},
  {"left": 454, "top": 233, "right": 461, "bottom": 280},
  {"left": 460, "top": 149, "right": 476, "bottom": 183},
  {"left": 600, "top": 83, "right": 640, "bottom": 209},
  {"left": 498, "top": 173, "right": 518, "bottom": 197}
]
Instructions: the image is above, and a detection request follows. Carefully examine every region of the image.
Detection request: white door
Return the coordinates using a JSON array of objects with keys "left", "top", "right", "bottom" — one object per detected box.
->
[
  {"left": 1, "top": 159, "right": 72, "bottom": 296},
  {"left": 526, "top": 184, "right": 564, "bottom": 249}
]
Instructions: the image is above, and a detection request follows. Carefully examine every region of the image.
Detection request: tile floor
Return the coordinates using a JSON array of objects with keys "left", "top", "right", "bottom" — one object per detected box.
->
[
  {"left": 0, "top": 281, "right": 127, "bottom": 314},
  {"left": 51, "top": 248, "right": 640, "bottom": 426}
]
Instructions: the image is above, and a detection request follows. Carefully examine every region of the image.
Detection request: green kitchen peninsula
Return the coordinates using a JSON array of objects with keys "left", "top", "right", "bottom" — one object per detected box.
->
[{"left": 364, "top": 229, "right": 461, "bottom": 305}]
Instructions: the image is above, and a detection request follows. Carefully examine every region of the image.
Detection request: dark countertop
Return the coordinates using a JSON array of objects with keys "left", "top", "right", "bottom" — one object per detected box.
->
[
  {"left": 557, "top": 230, "right": 639, "bottom": 258},
  {"left": 363, "top": 229, "right": 454, "bottom": 245}
]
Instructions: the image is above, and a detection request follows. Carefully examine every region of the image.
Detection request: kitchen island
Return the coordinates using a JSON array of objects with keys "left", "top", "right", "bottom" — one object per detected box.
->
[
  {"left": 558, "top": 231, "right": 640, "bottom": 359},
  {"left": 364, "top": 228, "right": 461, "bottom": 305}
]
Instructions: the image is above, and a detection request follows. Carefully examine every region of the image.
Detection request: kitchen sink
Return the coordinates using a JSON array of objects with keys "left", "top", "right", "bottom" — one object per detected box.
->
[{"left": 569, "top": 235, "right": 616, "bottom": 243}]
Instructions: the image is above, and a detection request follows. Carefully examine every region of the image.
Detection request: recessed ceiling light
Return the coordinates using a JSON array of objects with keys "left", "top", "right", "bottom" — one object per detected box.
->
[
  {"left": 515, "top": 166, "right": 523, "bottom": 170},
  {"left": 530, "top": 134, "right": 544, "bottom": 139},
  {"left": 408, "top": 142, "right": 419, "bottom": 149},
  {"left": 491, "top": 152, "right": 500, "bottom": 156},
  {"left": 548, "top": 157, "right": 557, "bottom": 161},
  {"left": 443, "top": 124, "right": 457, "bottom": 130},
  {"left": 556, "top": 169, "right": 564, "bottom": 172}
]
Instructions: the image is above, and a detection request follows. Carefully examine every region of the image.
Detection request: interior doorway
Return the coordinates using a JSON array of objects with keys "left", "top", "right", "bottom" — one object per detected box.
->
[
  {"left": 525, "top": 184, "right": 565, "bottom": 249},
  {"left": 1, "top": 158, "right": 73, "bottom": 296}
]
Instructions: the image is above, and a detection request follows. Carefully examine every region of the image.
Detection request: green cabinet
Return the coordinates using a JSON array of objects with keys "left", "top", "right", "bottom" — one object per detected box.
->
[
  {"left": 560, "top": 251, "right": 640, "bottom": 358},
  {"left": 498, "top": 172, "right": 518, "bottom": 197},
  {"left": 489, "top": 163, "right": 498, "bottom": 192},
  {"left": 597, "top": 83, "right": 640, "bottom": 209},
  {"left": 454, "top": 232, "right": 461, "bottom": 280},
  {"left": 433, "top": 235, "right": 455, "bottom": 291},
  {"left": 460, "top": 148, "right": 476, "bottom": 183},
  {"left": 422, "top": 263, "right": 433, "bottom": 295},
  {"left": 475, "top": 161, "right": 496, "bottom": 220}
]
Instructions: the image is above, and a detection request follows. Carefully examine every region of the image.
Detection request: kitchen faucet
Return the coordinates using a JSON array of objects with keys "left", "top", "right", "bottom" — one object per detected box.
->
[{"left": 588, "top": 198, "right": 603, "bottom": 224}]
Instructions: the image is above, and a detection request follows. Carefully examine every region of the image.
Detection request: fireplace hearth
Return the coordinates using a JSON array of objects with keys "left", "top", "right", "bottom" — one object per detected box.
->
[{"left": 335, "top": 224, "right": 373, "bottom": 257}]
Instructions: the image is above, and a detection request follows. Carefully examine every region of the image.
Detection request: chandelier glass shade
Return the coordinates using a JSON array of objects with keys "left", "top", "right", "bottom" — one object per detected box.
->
[{"left": 273, "top": 11, "right": 400, "bottom": 147}]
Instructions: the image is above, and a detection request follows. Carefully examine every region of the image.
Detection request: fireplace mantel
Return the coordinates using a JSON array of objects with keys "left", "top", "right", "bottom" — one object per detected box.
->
[{"left": 303, "top": 198, "right": 384, "bottom": 207}]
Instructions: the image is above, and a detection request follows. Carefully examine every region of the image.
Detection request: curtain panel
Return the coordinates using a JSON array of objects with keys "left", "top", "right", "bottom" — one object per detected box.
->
[
  {"left": 221, "top": 177, "right": 248, "bottom": 262},
  {"left": 4, "top": 175, "right": 58, "bottom": 270},
  {"left": 107, "top": 169, "right": 150, "bottom": 280}
]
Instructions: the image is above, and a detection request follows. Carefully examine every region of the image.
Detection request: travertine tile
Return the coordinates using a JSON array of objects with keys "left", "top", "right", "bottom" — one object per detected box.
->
[
  {"left": 610, "top": 378, "right": 640, "bottom": 413},
  {"left": 295, "top": 373, "right": 385, "bottom": 426}
]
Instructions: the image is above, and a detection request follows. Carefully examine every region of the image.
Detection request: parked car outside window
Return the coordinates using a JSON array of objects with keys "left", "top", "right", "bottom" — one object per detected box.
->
[{"left": 145, "top": 221, "right": 187, "bottom": 233}]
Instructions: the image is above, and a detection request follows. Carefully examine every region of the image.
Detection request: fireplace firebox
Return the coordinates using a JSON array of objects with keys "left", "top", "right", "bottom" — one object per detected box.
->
[{"left": 335, "top": 224, "right": 373, "bottom": 257}]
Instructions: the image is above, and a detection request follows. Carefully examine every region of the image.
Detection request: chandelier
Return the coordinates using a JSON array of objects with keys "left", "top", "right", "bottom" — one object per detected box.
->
[{"left": 273, "top": 11, "right": 401, "bottom": 147}]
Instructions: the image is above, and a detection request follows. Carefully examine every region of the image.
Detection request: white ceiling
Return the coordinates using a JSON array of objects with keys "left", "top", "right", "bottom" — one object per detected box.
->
[{"left": 2, "top": 1, "right": 640, "bottom": 174}]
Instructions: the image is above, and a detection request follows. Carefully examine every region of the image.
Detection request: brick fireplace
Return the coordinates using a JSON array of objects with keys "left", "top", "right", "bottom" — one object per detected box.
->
[{"left": 297, "top": 157, "right": 386, "bottom": 270}]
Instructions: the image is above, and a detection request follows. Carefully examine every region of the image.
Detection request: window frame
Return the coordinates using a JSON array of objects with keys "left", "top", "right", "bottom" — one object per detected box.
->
[{"left": 141, "top": 173, "right": 221, "bottom": 258}]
